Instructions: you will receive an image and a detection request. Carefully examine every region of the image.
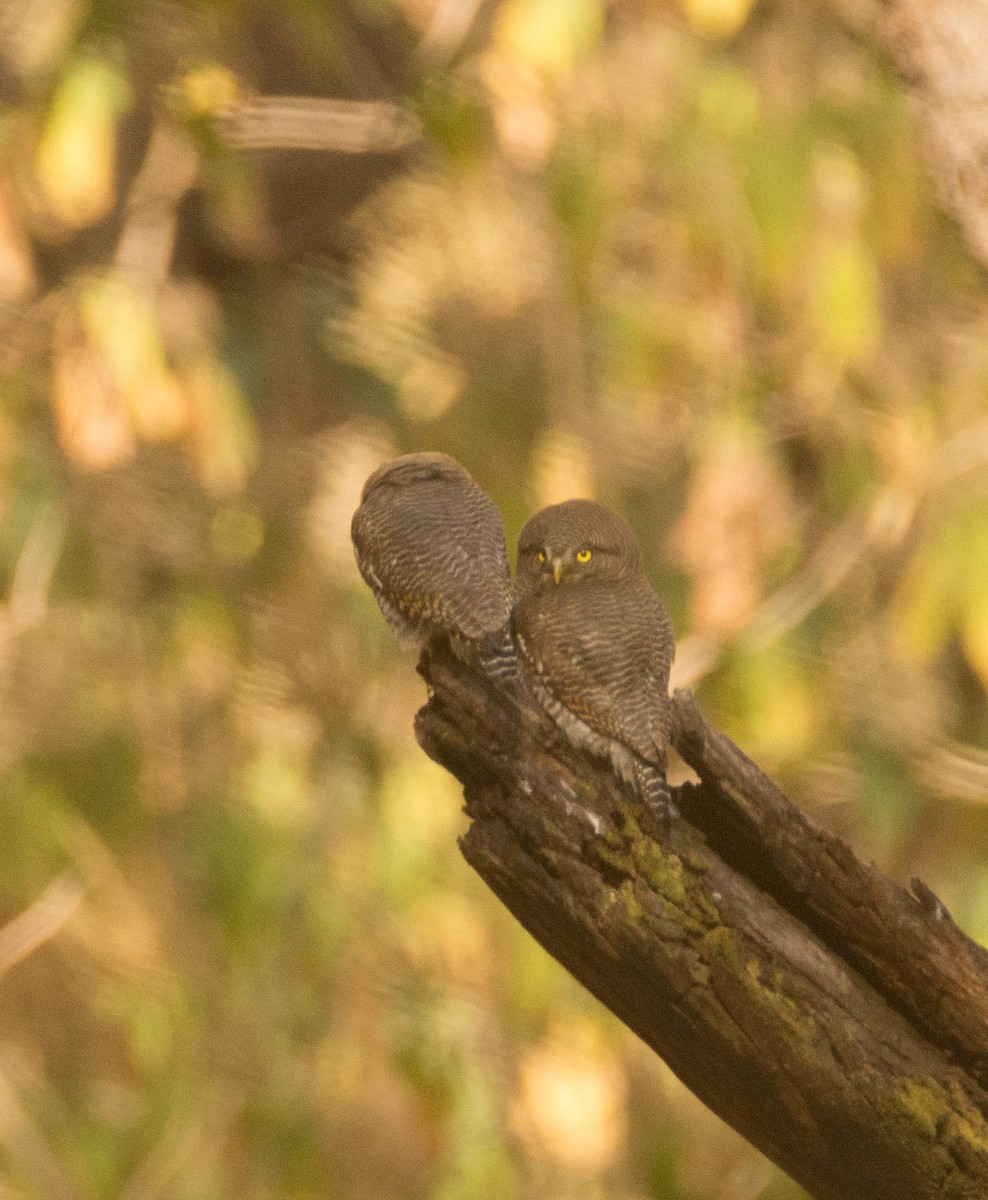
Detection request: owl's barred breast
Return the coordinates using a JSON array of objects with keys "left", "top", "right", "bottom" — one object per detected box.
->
[{"left": 513, "top": 578, "right": 672, "bottom": 766}]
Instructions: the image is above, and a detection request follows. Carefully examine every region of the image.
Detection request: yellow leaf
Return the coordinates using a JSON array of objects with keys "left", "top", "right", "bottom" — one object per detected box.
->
[
  {"left": 35, "top": 58, "right": 130, "bottom": 228},
  {"left": 894, "top": 506, "right": 988, "bottom": 668},
  {"left": 79, "top": 275, "right": 188, "bottom": 442},
  {"left": 176, "top": 63, "right": 239, "bottom": 117},
  {"left": 210, "top": 506, "right": 264, "bottom": 564},
  {"left": 808, "top": 239, "right": 881, "bottom": 367},
  {"left": 728, "top": 644, "right": 816, "bottom": 760},
  {"left": 493, "top": 0, "right": 602, "bottom": 80},
  {"left": 183, "top": 358, "right": 257, "bottom": 494},
  {"left": 696, "top": 64, "right": 760, "bottom": 138},
  {"left": 959, "top": 511, "right": 988, "bottom": 688},
  {"left": 681, "top": 0, "right": 756, "bottom": 40},
  {"left": 52, "top": 332, "right": 135, "bottom": 471},
  {"left": 893, "top": 527, "right": 958, "bottom": 663},
  {"left": 962, "top": 586, "right": 988, "bottom": 691}
]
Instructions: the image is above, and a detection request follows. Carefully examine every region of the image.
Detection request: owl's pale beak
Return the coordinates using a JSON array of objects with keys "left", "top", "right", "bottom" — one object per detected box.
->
[{"left": 552, "top": 558, "right": 565, "bottom": 586}]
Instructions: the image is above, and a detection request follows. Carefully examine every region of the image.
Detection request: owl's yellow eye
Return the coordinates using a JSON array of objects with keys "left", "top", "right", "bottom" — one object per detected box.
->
[
  {"left": 537, "top": 550, "right": 546, "bottom": 563},
  {"left": 576, "top": 548, "right": 592, "bottom": 563}
]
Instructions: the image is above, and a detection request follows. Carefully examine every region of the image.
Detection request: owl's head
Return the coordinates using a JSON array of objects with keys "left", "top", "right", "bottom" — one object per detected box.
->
[
  {"left": 359, "top": 451, "right": 471, "bottom": 503},
  {"left": 515, "top": 499, "right": 643, "bottom": 592}
]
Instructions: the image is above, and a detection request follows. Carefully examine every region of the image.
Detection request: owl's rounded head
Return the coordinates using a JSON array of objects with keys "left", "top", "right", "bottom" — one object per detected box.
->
[
  {"left": 515, "top": 499, "right": 643, "bottom": 591},
  {"left": 359, "top": 451, "right": 471, "bottom": 503}
]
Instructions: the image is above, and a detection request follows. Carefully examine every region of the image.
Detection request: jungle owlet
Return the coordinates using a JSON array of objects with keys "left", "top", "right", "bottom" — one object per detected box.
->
[
  {"left": 351, "top": 452, "right": 513, "bottom": 663},
  {"left": 512, "top": 499, "right": 675, "bottom": 814}
]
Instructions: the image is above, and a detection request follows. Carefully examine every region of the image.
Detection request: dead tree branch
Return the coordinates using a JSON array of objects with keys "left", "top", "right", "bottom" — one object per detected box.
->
[{"left": 414, "top": 641, "right": 988, "bottom": 1200}]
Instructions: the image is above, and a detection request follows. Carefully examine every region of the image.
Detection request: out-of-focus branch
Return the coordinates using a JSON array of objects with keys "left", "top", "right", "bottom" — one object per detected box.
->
[
  {"left": 0, "top": 872, "right": 82, "bottom": 980},
  {"left": 115, "top": 123, "right": 199, "bottom": 284},
  {"left": 214, "top": 97, "right": 421, "bottom": 154},
  {"left": 0, "top": 873, "right": 86, "bottom": 1200},
  {"left": 7, "top": 500, "right": 66, "bottom": 630},
  {"left": 674, "top": 406, "right": 988, "bottom": 694},
  {"left": 415, "top": 641, "right": 988, "bottom": 1200}
]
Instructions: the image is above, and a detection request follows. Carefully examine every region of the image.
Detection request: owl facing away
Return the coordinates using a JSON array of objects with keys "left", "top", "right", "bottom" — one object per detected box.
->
[
  {"left": 352, "top": 452, "right": 513, "bottom": 661},
  {"left": 512, "top": 499, "right": 675, "bottom": 813}
]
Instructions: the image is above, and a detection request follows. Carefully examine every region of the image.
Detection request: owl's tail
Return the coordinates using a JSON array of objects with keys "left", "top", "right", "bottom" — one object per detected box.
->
[
  {"left": 632, "top": 758, "right": 677, "bottom": 831},
  {"left": 477, "top": 624, "right": 518, "bottom": 683},
  {"left": 444, "top": 623, "right": 517, "bottom": 682}
]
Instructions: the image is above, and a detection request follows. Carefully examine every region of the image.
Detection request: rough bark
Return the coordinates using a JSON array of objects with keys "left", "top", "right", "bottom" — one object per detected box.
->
[
  {"left": 671, "top": 691, "right": 988, "bottom": 1090},
  {"left": 414, "top": 641, "right": 988, "bottom": 1200}
]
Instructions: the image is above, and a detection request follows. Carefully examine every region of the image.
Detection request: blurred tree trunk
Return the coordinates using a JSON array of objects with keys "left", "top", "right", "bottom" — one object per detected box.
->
[
  {"left": 415, "top": 643, "right": 988, "bottom": 1200},
  {"left": 832, "top": 0, "right": 988, "bottom": 271}
]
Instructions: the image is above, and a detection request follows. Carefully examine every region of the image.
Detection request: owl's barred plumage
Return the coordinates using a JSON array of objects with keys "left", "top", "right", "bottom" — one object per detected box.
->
[
  {"left": 512, "top": 499, "right": 675, "bottom": 815},
  {"left": 351, "top": 452, "right": 513, "bottom": 662}
]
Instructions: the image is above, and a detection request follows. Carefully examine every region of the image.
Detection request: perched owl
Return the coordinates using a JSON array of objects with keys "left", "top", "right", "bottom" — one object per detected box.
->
[
  {"left": 512, "top": 499, "right": 675, "bottom": 814},
  {"left": 351, "top": 452, "right": 513, "bottom": 664}
]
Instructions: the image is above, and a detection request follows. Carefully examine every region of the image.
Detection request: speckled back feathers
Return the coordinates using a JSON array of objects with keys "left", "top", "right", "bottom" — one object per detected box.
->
[{"left": 352, "top": 452, "right": 511, "bottom": 646}]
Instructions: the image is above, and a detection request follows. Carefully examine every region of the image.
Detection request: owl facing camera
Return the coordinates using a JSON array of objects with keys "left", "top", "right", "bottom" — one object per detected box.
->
[{"left": 512, "top": 499, "right": 675, "bottom": 816}]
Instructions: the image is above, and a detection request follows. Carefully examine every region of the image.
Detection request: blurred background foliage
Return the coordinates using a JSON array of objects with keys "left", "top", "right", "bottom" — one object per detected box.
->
[{"left": 0, "top": 0, "right": 986, "bottom": 1196}]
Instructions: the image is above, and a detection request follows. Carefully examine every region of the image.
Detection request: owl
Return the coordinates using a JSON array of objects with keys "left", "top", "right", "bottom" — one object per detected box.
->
[
  {"left": 512, "top": 499, "right": 675, "bottom": 814},
  {"left": 351, "top": 452, "right": 513, "bottom": 664}
]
